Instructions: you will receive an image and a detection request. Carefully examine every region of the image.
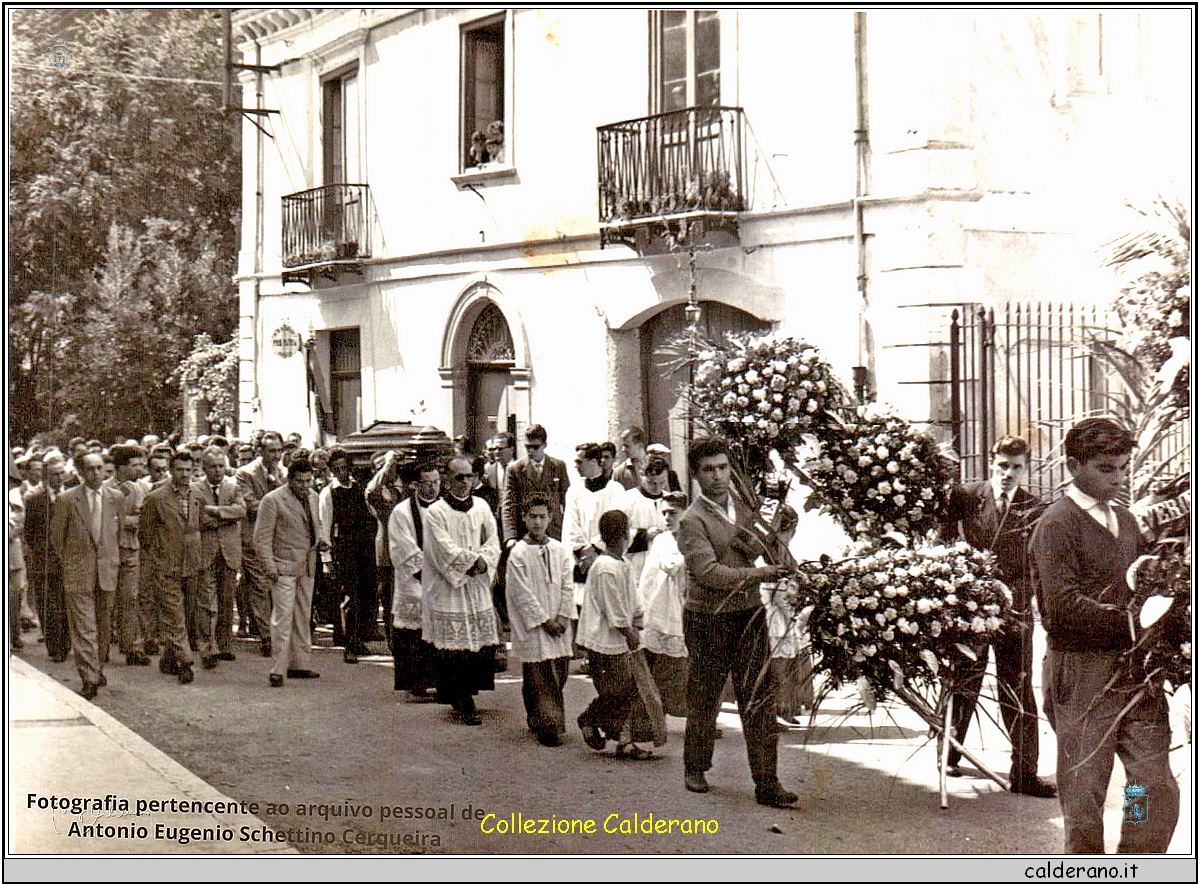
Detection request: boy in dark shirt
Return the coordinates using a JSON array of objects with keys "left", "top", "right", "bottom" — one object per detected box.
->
[{"left": 1031, "top": 417, "right": 1179, "bottom": 853}]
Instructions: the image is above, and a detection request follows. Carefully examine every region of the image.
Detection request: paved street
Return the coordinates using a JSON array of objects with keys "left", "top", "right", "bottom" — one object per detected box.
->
[{"left": 10, "top": 623, "right": 1192, "bottom": 857}]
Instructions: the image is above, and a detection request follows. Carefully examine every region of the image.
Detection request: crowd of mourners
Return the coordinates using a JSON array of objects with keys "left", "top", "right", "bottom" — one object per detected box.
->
[{"left": 10, "top": 414, "right": 1180, "bottom": 836}]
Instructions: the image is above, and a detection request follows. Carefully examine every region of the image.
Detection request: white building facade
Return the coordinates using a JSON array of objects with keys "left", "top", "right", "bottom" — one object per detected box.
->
[{"left": 232, "top": 8, "right": 1189, "bottom": 477}]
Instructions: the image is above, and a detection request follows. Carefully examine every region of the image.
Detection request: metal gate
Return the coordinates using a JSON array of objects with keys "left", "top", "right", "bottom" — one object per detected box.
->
[{"left": 948, "top": 301, "right": 1189, "bottom": 499}]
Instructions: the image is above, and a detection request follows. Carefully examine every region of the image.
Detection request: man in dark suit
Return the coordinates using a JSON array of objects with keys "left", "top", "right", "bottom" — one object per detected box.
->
[
  {"left": 502, "top": 424, "right": 569, "bottom": 544},
  {"left": 254, "top": 453, "right": 326, "bottom": 687},
  {"left": 191, "top": 447, "right": 247, "bottom": 663},
  {"left": 940, "top": 435, "right": 1055, "bottom": 797},
  {"left": 676, "top": 436, "right": 794, "bottom": 807},
  {"left": 24, "top": 454, "right": 70, "bottom": 660},
  {"left": 50, "top": 452, "right": 126, "bottom": 699},
  {"left": 237, "top": 431, "right": 286, "bottom": 656},
  {"left": 140, "top": 449, "right": 202, "bottom": 686}
]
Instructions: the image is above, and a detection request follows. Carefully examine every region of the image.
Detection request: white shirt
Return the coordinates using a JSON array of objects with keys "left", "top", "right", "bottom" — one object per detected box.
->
[
  {"left": 1066, "top": 483, "right": 1119, "bottom": 538},
  {"left": 316, "top": 476, "right": 346, "bottom": 548},
  {"left": 697, "top": 491, "right": 738, "bottom": 525}
]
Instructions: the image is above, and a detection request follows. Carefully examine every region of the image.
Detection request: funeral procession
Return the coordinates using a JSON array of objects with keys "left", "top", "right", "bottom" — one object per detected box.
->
[{"left": 7, "top": 6, "right": 1193, "bottom": 874}]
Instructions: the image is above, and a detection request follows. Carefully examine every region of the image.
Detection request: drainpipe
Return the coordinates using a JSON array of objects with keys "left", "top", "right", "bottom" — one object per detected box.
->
[{"left": 853, "top": 11, "right": 874, "bottom": 403}]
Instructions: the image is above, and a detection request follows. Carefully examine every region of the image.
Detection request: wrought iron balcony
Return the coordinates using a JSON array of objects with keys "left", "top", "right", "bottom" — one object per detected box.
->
[
  {"left": 281, "top": 183, "right": 372, "bottom": 285},
  {"left": 597, "top": 106, "right": 749, "bottom": 248}
]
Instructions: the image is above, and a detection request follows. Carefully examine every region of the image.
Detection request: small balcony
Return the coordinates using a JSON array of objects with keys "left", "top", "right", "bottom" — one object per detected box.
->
[
  {"left": 597, "top": 106, "right": 749, "bottom": 250},
  {"left": 281, "top": 183, "right": 372, "bottom": 286}
]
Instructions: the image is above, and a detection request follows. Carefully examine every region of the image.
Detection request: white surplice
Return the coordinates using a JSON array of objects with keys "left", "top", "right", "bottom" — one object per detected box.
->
[
  {"left": 637, "top": 530, "right": 687, "bottom": 658},
  {"left": 504, "top": 537, "right": 575, "bottom": 663},
  {"left": 421, "top": 496, "right": 501, "bottom": 651}
]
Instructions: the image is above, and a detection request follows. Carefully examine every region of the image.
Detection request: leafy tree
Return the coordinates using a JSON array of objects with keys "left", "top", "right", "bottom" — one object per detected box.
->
[
  {"left": 174, "top": 334, "right": 239, "bottom": 436},
  {"left": 9, "top": 9, "right": 239, "bottom": 442}
]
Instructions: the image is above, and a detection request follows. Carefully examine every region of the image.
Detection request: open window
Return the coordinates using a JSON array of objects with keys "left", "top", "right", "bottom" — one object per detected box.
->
[{"left": 461, "top": 13, "right": 508, "bottom": 171}]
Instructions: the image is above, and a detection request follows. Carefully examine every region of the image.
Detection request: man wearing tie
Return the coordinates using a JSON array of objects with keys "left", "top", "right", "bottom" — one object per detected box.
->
[
  {"left": 254, "top": 453, "right": 326, "bottom": 687},
  {"left": 51, "top": 452, "right": 126, "bottom": 699},
  {"left": 24, "top": 454, "right": 70, "bottom": 660},
  {"left": 502, "top": 425, "right": 569, "bottom": 544},
  {"left": 939, "top": 436, "right": 1055, "bottom": 797},
  {"left": 237, "top": 431, "right": 286, "bottom": 657},
  {"left": 192, "top": 447, "right": 247, "bottom": 664}
]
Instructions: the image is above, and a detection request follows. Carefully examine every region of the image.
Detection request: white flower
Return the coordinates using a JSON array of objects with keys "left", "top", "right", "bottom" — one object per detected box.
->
[
  {"left": 815, "top": 380, "right": 827, "bottom": 393},
  {"left": 722, "top": 392, "right": 738, "bottom": 407},
  {"left": 930, "top": 621, "right": 942, "bottom": 637},
  {"left": 806, "top": 399, "right": 819, "bottom": 413},
  {"left": 916, "top": 599, "right": 934, "bottom": 614},
  {"left": 878, "top": 481, "right": 892, "bottom": 496},
  {"left": 728, "top": 357, "right": 746, "bottom": 373},
  {"left": 875, "top": 612, "right": 887, "bottom": 626},
  {"left": 736, "top": 396, "right": 749, "bottom": 409},
  {"left": 752, "top": 387, "right": 767, "bottom": 401},
  {"left": 944, "top": 593, "right": 958, "bottom": 606},
  {"left": 770, "top": 407, "right": 784, "bottom": 422},
  {"left": 985, "top": 617, "right": 1002, "bottom": 632},
  {"left": 837, "top": 623, "right": 847, "bottom": 636},
  {"left": 921, "top": 487, "right": 935, "bottom": 500},
  {"left": 845, "top": 595, "right": 860, "bottom": 610},
  {"left": 858, "top": 455, "right": 873, "bottom": 468},
  {"left": 970, "top": 616, "right": 987, "bottom": 633},
  {"left": 966, "top": 600, "right": 978, "bottom": 612},
  {"left": 893, "top": 494, "right": 906, "bottom": 507},
  {"left": 863, "top": 644, "right": 877, "bottom": 657},
  {"left": 738, "top": 383, "right": 750, "bottom": 395},
  {"left": 745, "top": 369, "right": 760, "bottom": 384},
  {"left": 882, "top": 584, "right": 897, "bottom": 598},
  {"left": 884, "top": 607, "right": 897, "bottom": 620},
  {"left": 881, "top": 628, "right": 895, "bottom": 642},
  {"left": 843, "top": 470, "right": 858, "bottom": 484}
]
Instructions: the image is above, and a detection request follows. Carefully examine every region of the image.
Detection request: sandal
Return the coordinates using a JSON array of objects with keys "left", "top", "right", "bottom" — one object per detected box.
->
[
  {"left": 578, "top": 714, "right": 606, "bottom": 750},
  {"left": 615, "top": 743, "right": 655, "bottom": 761}
]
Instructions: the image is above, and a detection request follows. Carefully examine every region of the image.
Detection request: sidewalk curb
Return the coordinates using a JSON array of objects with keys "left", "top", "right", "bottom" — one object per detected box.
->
[{"left": 9, "top": 655, "right": 297, "bottom": 854}]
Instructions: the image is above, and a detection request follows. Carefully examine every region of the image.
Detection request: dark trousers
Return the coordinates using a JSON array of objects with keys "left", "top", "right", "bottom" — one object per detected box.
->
[
  {"left": 339, "top": 558, "right": 378, "bottom": 653},
  {"left": 522, "top": 656, "right": 570, "bottom": 736},
  {"left": 683, "top": 606, "right": 778, "bottom": 786},
  {"left": 1044, "top": 647, "right": 1179, "bottom": 854},
  {"left": 946, "top": 625, "right": 1041, "bottom": 782},
  {"left": 578, "top": 648, "right": 653, "bottom": 743},
  {"left": 32, "top": 567, "right": 70, "bottom": 659}
]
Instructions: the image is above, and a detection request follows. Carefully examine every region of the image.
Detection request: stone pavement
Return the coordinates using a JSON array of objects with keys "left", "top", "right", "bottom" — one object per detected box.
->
[{"left": 7, "top": 655, "right": 296, "bottom": 855}]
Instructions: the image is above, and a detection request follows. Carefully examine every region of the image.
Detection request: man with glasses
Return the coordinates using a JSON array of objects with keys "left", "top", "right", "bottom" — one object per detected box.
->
[
  {"left": 502, "top": 425, "right": 569, "bottom": 545},
  {"left": 237, "top": 431, "right": 286, "bottom": 656},
  {"left": 423, "top": 455, "right": 502, "bottom": 725}
]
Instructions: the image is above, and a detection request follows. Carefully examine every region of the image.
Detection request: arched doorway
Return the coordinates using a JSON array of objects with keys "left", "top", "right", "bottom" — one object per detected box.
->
[
  {"left": 464, "top": 301, "right": 517, "bottom": 455},
  {"left": 641, "top": 301, "right": 772, "bottom": 463}
]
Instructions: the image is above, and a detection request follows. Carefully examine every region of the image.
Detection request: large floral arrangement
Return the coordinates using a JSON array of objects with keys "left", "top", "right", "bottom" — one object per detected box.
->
[
  {"left": 690, "top": 333, "right": 849, "bottom": 453},
  {"left": 786, "top": 541, "right": 1013, "bottom": 700},
  {"left": 1123, "top": 540, "right": 1192, "bottom": 696},
  {"left": 801, "top": 406, "right": 954, "bottom": 542}
]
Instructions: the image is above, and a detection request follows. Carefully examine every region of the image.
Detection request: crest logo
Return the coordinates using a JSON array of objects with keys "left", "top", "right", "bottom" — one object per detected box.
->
[
  {"left": 51, "top": 44, "right": 71, "bottom": 68},
  {"left": 1122, "top": 782, "right": 1149, "bottom": 825}
]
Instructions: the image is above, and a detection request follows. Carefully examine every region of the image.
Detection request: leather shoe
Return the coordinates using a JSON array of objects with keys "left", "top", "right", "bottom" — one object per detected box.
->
[
  {"left": 96, "top": 673, "right": 108, "bottom": 687},
  {"left": 126, "top": 651, "right": 151, "bottom": 666},
  {"left": 177, "top": 666, "right": 194, "bottom": 685},
  {"left": 269, "top": 673, "right": 284, "bottom": 687},
  {"left": 159, "top": 655, "right": 179, "bottom": 676},
  {"left": 534, "top": 730, "right": 562, "bottom": 747},
  {"left": 756, "top": 782, "right": 799, "bottom": 808},
  {"left": 463, "top": 712, "right": 483, "bottom": 726},
  {"left": 202, "top": 656, "right": 219, "bottom": 670},
  {"left": 578, "top": 714, "right": 607, "bottom": 750},
  {"left": 685, "top": 770, "right": 711, "bottom": 793},
  {"left": 1011, "top": 777, "right": 1057, "bottom": 798},
  {"left": 260, "top": 639, "right": 272, "bottom": 658},
  {"left": 216, "top": 651, "right": 237, "bottom": 662},
  {"left": 79, "top": 681, "right": 99, "bottom": 700},
  {"left": 286, "top": 669, "right": 319, "bottom": 679},
  {"left": 344, "top": 651, "right": 358, "bottom": 664},
  {"left": 946, "top": 764, "right": 963, "bottom": 778}
]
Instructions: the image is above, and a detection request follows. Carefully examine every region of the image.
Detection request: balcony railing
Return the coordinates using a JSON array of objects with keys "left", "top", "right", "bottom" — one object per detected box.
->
[
  {"left": 597, "top": 106, "right": 748, "bottom": 242},
  {"left": 281, "top": 183, "right": 372, "bottom": 279}
]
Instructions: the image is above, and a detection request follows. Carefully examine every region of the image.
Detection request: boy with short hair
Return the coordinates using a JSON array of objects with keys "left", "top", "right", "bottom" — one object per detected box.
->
[
  {"left": 505, "top": 495, "right": 575, "bottom": 746},
  {"left": 1031, "top": 417, "right": 1179, "bottom": 853},
  {"left": 576, "top": 509, "right": 655, "bottom": 759}
]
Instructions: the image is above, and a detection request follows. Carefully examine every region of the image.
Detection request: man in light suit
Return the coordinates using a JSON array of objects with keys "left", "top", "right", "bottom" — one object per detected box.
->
[
  {"left": 191, "top": 447, "right": 246, "bottom": 663},
  {"left": 502, "top": 424, "right": 570, "bottom": 544},
  {"left": 255, "top": 453, "right": 326, "bottom": 687},
  {"left": 50, "top": 452, "right": 126, "bottom": 699},
  {"left": 939, "top": 435, "right": 1055, "bottom": 797},
  {"left": 140, "top": 448, "right": 202, "bottom": 686},
  {"left": 237, "top": 430, "right": 285, "bottom": 656}
]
